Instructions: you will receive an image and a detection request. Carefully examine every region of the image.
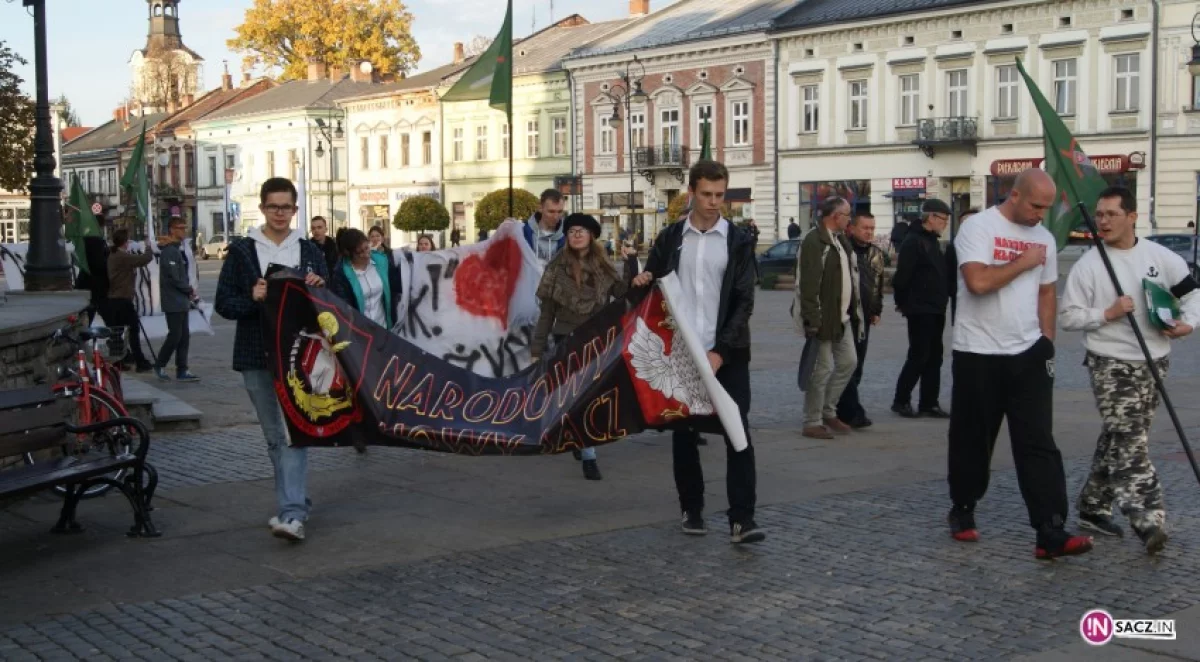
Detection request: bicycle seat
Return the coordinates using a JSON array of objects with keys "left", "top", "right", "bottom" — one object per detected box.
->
[{"left": 78, "top": 328, "right": 113, "bottom": 342}]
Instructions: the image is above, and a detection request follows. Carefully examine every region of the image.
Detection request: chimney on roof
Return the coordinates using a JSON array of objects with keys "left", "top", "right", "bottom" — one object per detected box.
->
[
  {"left": 307, "top": 59, "right": 328, "bottom": 81},
  {"left": 242, "top": 71, "right": 252, "bottom": 86},
  {"left": 113, "top": 107, "right": 123, "bottom": 122},
  {"left": 453, "top": 42, "right": 465, "bottom": 64},
  {"left": 167, "top": 98, "right": 178, "bottom": 114},
  {"left": 629, "top": 0, "right": 649, "bottom": 17},
  {"left": 349, "top": 60, "right": 376, "bottom": 83},
  {"left": 221, "top": 61, "right": 233, "bottom": 90},
  {"left": 182, "top": 93, "right": 194, "bottom": 107}
]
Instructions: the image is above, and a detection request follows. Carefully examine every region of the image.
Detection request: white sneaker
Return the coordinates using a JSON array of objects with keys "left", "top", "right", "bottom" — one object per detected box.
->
[{"left": 270, "top": 517, "right": 305, "bottom": 541}]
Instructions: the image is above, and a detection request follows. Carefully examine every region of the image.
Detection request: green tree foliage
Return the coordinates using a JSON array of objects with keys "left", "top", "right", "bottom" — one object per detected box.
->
[
  {"left": 393, "top": 195, "right": 449, "bottom": 233},
  {"left": 474, "top": 188, "right": 538, "bottom": 233},
  {"left": 0, "top": 41, "right": 35, "bottom": 193}
]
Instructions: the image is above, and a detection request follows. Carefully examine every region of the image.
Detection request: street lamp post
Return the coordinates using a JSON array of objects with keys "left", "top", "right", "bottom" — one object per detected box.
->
[
  {"left": 22, "top": 0, "right": 72, "bottom": 291},
  {"left": 313, "top": 116, "right": 343, "bottom": 229},
  {"left": 607, "top": 56, "right": 647, "bottom": 244},
  {"left": 1188, "top": 12, "right": 1200, "bottom": 274}
]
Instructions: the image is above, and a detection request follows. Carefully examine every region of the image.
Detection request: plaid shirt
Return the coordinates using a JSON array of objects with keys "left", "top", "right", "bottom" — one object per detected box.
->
[{"left": 214, "top": 236, "right": 330, "bottom": 372}]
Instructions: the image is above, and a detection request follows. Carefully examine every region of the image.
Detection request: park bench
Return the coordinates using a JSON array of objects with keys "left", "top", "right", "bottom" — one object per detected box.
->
[{"left": 0, "top": 386, "right": 160, "bottom": 537}]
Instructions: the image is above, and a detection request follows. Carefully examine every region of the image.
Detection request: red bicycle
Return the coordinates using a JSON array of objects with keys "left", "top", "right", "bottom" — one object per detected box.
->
[{"left": 24, "top": 318, "right": 138, "bottom": 498}]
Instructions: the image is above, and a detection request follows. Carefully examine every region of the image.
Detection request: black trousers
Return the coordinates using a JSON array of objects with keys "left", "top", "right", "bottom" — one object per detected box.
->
[
  {"left": 105, "top": 298, "right": 149, "bottom": 365},
  {"left": 894, "top": 313, "right": 945, "bottom": 410},
  {"left": 836, "top": 324, "right": 870, "bottom": 422},
  {"left": 947, "top": 337, "right": 1068, "bottom": 530},
  {"left": 156, "top": 311, "right": 190, "bottom": 373},
  {"left": 673, "top": 358, "right": 756, "bottom": 525}
]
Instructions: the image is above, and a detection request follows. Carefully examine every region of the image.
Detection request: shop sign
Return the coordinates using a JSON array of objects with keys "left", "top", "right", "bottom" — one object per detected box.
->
[
  {"left": 356, "top": 188, "right": 389, "bottom": 205},
  {"left": 391, "top": 187, "right": 440, "bottom": 204},
  {"left": 891, "top": 177, "right": 927, "bottom": 190},
  {"left": 990, "top": 155, "right": 1132, "bottom": 177}
]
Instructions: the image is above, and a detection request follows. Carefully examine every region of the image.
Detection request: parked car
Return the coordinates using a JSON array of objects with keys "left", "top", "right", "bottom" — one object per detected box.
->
[
  {"left": 201, "top": 233, "right": 241, "bottom": 260},
  {"left": 757, "top": 239, "right": 800, "bottom": 278},
  {"left": 1146, "top": 233, "right": 1199, "bottom": 279}
]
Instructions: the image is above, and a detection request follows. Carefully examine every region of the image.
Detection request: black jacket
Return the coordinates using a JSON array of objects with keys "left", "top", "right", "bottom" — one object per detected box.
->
[
  {"left": 892, "top": 225, "right": 949, "bottom": 317},
  {"left": 644, "top": 220, "right": 756, "bottom": 364},
  {"left": 74, "top": 236, "right": 110, "bottom": 305},
  {"left": 946, "top": 242, "right": 960, "bottom": 325},
  {"left": 313, "top": 236, "right": 338, "bottom": 275}
]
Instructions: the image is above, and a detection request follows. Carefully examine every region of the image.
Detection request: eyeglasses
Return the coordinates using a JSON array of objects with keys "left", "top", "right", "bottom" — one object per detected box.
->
[
  {"left": 263, "top": 204, "right": 297, "bottom": 215},
  {"left": 567, "top": 227, "right": 591, "bottom": 237}
]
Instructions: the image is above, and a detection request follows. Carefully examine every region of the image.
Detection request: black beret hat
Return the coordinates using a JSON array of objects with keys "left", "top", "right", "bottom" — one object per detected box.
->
[
  {"left": 921, "top": 198, "right": 952, "bottom": 215},
  {"left": 563, "top": 213, "right": 601, "bottom": 239}
]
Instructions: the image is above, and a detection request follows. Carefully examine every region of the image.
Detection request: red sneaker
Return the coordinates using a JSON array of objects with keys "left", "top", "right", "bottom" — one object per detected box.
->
[
  {"left": 948, "top": 506, "right": 979, "bottom": 543},
  {"left": 1035, "top": 531, "right": 1094, "bottom": 560}
]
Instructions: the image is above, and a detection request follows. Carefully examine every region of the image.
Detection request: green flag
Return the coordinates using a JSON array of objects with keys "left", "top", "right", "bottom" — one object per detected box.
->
[
  {"left": 1015, "top": 58, "right": 1108, "bottom": 252},
  {"left": 65, "top": 176, "right": 103, "bottom": 276},
  {"left": 440, "top": 0, "right": 512, "bottom": 115},
  {"left": 699, "top": 115, "right": 712, "bottom": 161},
  {"left": 120, "top": 122, "right": 151, "bottom": 237}
]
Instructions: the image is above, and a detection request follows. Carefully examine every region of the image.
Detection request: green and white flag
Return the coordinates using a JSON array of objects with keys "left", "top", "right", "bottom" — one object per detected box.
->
[
  {"left": 440, "top": 0, "right": 513, "bottom": 115},
  {"left": 1015, "top": 58, "right": 1108, "bottom": 252}
]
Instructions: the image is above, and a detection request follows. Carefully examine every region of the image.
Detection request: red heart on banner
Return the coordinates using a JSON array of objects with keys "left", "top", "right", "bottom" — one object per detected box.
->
[{"left": 454, "top": 237, "right": 522, "bottom": 329}]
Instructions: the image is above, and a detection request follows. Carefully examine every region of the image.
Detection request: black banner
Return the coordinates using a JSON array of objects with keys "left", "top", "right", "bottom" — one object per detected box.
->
[{"left": 264, "top": 271, "right": 725, "bottom": 455}]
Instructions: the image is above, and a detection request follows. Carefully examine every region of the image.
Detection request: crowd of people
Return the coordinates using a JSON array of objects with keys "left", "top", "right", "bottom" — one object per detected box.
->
[{"left": 84, "top": 156, "right": 1186, "bottom": 561}]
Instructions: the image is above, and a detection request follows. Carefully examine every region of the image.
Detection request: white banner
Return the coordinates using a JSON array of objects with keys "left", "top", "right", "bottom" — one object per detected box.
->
[
  {"left": 388, "top": 220, "right": 542, "bottom": 378},
  {"left": 0, "top": 241, "right": 214, "bottom": 341}
]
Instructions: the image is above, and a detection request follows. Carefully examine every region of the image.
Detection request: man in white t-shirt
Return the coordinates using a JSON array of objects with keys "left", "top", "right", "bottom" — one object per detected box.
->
[
  {"left": 947, "top": 168, "right": 1093, "bottom": 560},
  {"left": 1060, "top": 186, "right": 1200, "bottom": 555}
]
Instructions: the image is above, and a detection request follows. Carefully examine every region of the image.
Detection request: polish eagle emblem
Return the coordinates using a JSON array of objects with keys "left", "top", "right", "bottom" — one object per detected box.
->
[{"left": 626, "top": 311, "right": 713, "bottom": 419}]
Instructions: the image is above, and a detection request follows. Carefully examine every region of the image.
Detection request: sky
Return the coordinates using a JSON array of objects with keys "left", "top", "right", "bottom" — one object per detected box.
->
[{"left": 1, "top": 0, "right": 644, "bottom": 127}]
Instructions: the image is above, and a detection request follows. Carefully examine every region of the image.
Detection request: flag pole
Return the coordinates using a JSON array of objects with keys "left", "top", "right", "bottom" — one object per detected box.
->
[
  {"left": 508, "top": 104, "right": 514, "bottom": 219},
  {"left": 1077, "top": 202, "right": 1200, "bottom": 487}
]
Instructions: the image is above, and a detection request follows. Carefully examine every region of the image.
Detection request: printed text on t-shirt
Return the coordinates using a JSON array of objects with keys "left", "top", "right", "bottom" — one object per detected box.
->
[{"left": 993, "top": 237, "right": 1041, "bottom": 262}]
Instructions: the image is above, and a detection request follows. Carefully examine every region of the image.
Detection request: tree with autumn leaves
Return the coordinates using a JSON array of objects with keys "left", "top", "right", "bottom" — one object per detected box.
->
[
  {"left": 229, "top": 0, "right": 421, "bottom": 81},
  {"left": 0, "top": 41, "right": 34, "bottom": 194}
]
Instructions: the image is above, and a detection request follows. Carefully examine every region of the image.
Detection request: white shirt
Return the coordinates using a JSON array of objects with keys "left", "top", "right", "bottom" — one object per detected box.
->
[
  {"left": 678, "top": 216, "right": 730, "bottom": 351},
  {"left": 952, "top": 206, "right": 1057, "bottom": 355},
  {"left": 830, "top": 234, "right": 852, "bottom": 323},
  {"left": 353, "top": 263, "right": 387, "bottom": 327},
  {"left": 1061, "top": 239, "right": 1200, "bottom": 361}
]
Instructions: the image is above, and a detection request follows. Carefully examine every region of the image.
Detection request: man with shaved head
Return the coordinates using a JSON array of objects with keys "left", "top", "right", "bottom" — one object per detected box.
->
[{"left": 947, "top": 168, "right": 1093, "bottom": 560}]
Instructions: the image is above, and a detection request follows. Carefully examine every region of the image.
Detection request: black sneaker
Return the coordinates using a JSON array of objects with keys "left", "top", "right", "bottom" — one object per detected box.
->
[
  {"left": 1035, "top": 523, "right": 1093, "bottom": 560},
  {"left": 681, "top": 511, "right": 707, "bottom": 535},
  {"left": 1137, "top": 526, "right": 1169, "bottom": 555},
  {"left": 948, "top": 505, "right": 979, "bottom": 542},
  {"left": 1078, "top": 513, "right": 1123, "bottom": 538},
  {"left": 891, "top": 402, "right": 918, "bottom": 418},
  {"left": 919, "top": 405, "right": 951, "bottom": 419},
  {"left": 730, "top": 521, "right": 766, "bottom": 544},
  {"left": 582, "top": 459, "right": 602, "bottom": 481},
  {"left": 848, "top": 416, "right": 873, "bottom": 429}
]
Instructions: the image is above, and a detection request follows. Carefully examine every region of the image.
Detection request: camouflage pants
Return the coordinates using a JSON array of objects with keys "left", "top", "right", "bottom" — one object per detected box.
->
[{"left": 1078, "top": 352, "right": 1168, "bottom": 533}]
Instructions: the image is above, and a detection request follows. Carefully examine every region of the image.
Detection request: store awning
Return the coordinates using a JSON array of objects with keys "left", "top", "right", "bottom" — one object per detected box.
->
[{"left": 725, "top": 188, "right": 753, "bottom": 203}]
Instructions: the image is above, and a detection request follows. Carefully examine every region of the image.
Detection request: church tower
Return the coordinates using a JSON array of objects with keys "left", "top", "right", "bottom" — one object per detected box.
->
[{"left": 130, "top": 0, "right": 203, "bottom": 114}]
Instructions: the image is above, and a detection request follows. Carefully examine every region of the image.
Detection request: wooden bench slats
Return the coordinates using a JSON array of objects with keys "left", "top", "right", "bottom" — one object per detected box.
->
[
  {"left": 1, "top": 455, "right": 133, "bottom": 495},
  {"left": 0, "top": 387, "right": 58, "bottom": 411},
  {"left": 0, "top": 425, "right": 68, "bottom": 458},
  {"left": 0, "top": 401, "right": 71, "bottom": 437}
]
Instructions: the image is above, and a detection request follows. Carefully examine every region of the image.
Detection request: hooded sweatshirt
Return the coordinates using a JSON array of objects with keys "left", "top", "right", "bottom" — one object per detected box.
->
[
  {"left": 524, "top": 213, "right": 564, "bottom": 267},
  {"left": 249, "top": 225, "right": 303, "bottom": 275}
]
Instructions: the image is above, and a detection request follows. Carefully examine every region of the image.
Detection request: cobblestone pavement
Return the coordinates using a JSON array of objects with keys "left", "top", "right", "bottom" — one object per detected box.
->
[{"left": 3, "top": 456, "right": 1200, "bottom": 661}]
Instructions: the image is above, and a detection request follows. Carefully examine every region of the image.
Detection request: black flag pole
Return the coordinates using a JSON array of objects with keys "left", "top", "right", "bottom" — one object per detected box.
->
[
  {"left": 508, "top": 105, "right": 514, "bottom": 219},
  {"left": 1076, "top": 202, "right": 1200, "bottom": 487}
]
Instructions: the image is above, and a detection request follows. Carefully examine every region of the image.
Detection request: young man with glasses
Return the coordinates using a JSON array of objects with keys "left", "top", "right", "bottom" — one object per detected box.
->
[
  {"left": 215, "top": 177, "right": 329, "bottom": 542},
  {"left": 891, "top": 199, "right": 952, "bottom": 419}
]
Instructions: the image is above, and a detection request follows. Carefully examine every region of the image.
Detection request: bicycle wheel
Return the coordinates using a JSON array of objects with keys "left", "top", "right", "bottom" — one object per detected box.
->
[{"left": 55, "top": 390, "right": 134, "bottom": 499}]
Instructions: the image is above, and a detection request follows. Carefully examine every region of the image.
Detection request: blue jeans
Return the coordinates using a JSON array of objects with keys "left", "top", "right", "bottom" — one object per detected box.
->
[
  {"left": 243, "top": 369, "right": 310, "bottom": 522},
  {"left": 580, "top": 447, "right": 597, "bottom": 461}
]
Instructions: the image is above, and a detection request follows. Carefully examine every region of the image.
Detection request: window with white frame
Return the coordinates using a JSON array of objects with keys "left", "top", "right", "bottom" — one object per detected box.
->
[
  {"left": 848, "top": 80, "right": 868, "bottom": 130},
  {"left": 1193, "top": 75, "right": 1200, "bottom": 110},
  {"left": 359, "top": 137, "right": 369, "bottom": 169},
  {"left": 599, "top": 114, "right": 615, "bottom": 155},
  {"left": 660, "top": 108, "right": 680, "bottom": 147},
  {"left": 1052, "top": 59, "right": 1077, "bottom": 116},
  {"left": 552, "top": 116, "right": 567, "bottom": 156},
  {"left": 452, "top": 127, "right": 464, "bottom": 162},
  {"left": 1113, "top": 53, "right": 1140, "bottom": 112},
  {"left": 630, "top": 111, "right": 646, "bottom": 149},
  {"left": 694, "top": 103, "right": 713, "bottom": 148},
  {"left": 947, "top": 69, "right": 968, "bottom": 116},
  {"left": 996, "top": 65, "right": 1018, "bottom": 119},
  {"left": 501, "top": 123, "right": 509, "bottom": 159},
  {"left": 400, "top": 133, "right": 410, "bottom": 167},
  {"left": 379, "top": 134, "right": 389, "bottom": 169},
  {"left": 526, "top": 119, "right": 539, "bottom": 158},
  {"left": 476, "top": 125, "right": 488, "bottom": 160},
  {"left": 422, "top": 131, "right": 432, "bottom": 164},
  {"left": 801, "top": 85, "right": 819, "bottom": 133},
  {"left": 731, "top": 100, "right": 750, "bottom": 146},
  {"left": 899, "top": 74, "right": 920, "bottom": 126}
]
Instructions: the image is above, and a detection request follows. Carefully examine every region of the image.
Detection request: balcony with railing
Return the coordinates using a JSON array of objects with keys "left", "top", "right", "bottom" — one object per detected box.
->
[
  {"left": 633, "top": 145, "right": 689, "bottom": 185},
  {"left": 913, "top": 117, "right": 978, "bottom": 158}
]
